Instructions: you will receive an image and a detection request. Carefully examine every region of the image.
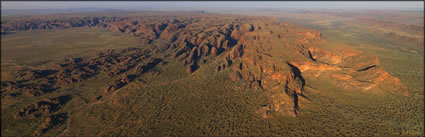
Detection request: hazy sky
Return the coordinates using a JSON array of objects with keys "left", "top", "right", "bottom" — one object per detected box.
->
[{"left": 2, "top": 1, "right": 423, "bottom": 10}]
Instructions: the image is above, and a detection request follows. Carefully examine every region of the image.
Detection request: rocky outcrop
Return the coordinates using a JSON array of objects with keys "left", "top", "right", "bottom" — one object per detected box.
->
[
  {"left": 132, "top": 58, "right": 162, "bottom": 76},
  {"left": 168, "top": 24, "right": 241, "bottom": 73},
  {"left": 1, "top": 79, "right": 56, "bottom": 97},
  {"left": 15, "top": 95, "right": 71, "bottom": 119},
  {"left": 105, "top": 58, "right": 163, "bottom": 92},
  {"left": 214, "top": 23, "right": 308, "bottom": 116},
  {"left": 17, "top": 69, "right": 57, "bottom": 80},
  {"left": 220, "top": 20, "right": 408, "bottom": 117},
  {"left": 1, "top": 48, "right": 154, "bottom": 98},
  {"left": 105, "top": 76, "right": 131, "bottom": 92},
  {"left": 33, "top": 113, "right": 68, "bottom": 136},
  {"left": 55, "top": 48, "right": 148, "bottom": 85},
  {"left": 21, "top": 83, "right": 55, "bottom": 97},
  {"left": 289, "top": 45, "right": 408, "bottom": 96}
]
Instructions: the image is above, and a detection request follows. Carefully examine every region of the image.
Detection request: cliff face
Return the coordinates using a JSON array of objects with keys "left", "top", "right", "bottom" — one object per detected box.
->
[{"left": 1, "top": 13, "right": 408, "bottom": 120}]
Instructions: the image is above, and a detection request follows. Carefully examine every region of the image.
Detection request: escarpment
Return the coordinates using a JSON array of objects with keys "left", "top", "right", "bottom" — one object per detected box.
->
[{"left": 287, "top": 45, "right": 408, "bottom": 96}]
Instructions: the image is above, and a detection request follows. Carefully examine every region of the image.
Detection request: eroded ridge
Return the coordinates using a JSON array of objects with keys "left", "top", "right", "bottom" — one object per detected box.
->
[{"left": 1, "top": 47, "right": 166, "bottom": 101}]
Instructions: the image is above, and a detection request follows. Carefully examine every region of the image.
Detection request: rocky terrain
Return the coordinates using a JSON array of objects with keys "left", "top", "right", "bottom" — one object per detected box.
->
[
  {"left": 2, "top": 47, "right": 154, "bottom": 96},
  {"left": 1, "top": 12, "right": 414, "bottom": 136}
]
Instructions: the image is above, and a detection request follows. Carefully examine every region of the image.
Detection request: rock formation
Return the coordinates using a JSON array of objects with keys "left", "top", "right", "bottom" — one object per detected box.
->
[
  {"left": 1, "top": 13, "right": 409, "bottom": 118},
  {"left": 15, "top": 95, "right": 71, "bottom": 119}
]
